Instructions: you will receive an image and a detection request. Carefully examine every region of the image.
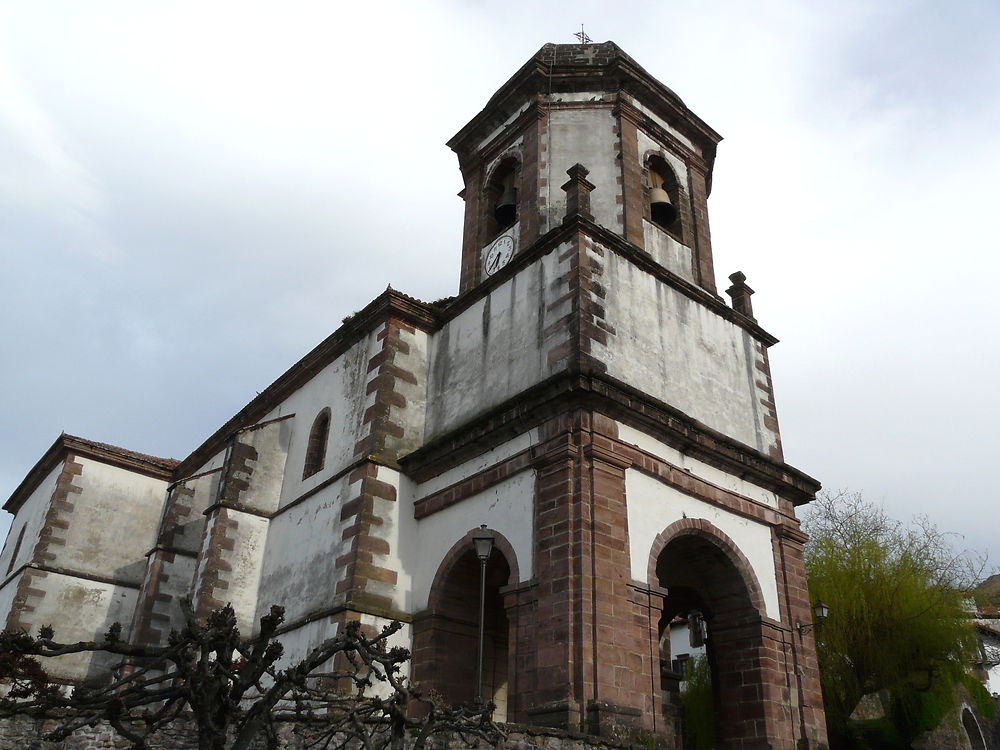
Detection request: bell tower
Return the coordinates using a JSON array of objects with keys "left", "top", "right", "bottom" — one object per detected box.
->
[
  {"left": 412, "top": 41, "right": 829, "bottom": 749},
  {"left": 449, "top": 42, "right": 721, "bottom": 295}
]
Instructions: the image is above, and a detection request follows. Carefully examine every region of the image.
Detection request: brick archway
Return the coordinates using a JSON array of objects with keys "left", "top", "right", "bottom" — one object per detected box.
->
[
  {"left": 426, "top": 528, "right": 520, "bottom": 609},
  {"left": 413, "top": 529, "right": 519, "bottom": 721},
  {"left": 646, "top": 517, "right": 766, "bottom": 616},
  {"left": 648, "top": 517, "right": 779, "bottom": 750}
]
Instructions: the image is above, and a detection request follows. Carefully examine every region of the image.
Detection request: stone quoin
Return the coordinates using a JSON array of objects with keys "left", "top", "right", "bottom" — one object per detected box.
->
[{"left": 0, "top": 42, "right": 828, "bottom": 749}]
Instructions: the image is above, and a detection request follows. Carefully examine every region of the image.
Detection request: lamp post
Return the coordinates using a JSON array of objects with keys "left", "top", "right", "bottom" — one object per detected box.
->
[{"left": 473, "top": 524, "right": 495, "bottom": 705}]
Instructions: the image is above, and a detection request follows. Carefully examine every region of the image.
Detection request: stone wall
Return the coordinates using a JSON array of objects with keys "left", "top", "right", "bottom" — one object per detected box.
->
[{"left": 0, "top": 717, "right": 657, "bottom": 750}]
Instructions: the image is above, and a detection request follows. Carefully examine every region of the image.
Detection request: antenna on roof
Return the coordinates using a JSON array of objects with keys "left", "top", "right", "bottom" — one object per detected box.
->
[{"left": 574, "top": 24, "right": 592, "bottom": 44}]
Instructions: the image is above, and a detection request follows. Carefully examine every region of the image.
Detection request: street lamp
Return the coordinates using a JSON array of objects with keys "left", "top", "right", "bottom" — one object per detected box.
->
[
  {"left": 473, "top": 525, "right": 495, "bottom": 705},
  {"left": 796, "top": 600, "right": 830, "bottom": 635}
]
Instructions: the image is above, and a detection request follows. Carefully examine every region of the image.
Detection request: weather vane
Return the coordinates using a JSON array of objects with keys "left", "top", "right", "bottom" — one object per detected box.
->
[{"left": 574, "top": 24, "right": 592, "bottom": 44}]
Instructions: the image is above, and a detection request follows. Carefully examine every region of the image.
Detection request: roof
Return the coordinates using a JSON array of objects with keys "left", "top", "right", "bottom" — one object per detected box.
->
[
  {"left": 4, "top": 433, "right": 179, "bottom": 515},
  {"left": 447, "top": 40, "right": 721, "bottom": 176}
]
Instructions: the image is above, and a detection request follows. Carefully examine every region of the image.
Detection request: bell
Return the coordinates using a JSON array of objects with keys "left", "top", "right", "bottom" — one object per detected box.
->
[
  {"left": 495, "top": 188, "right": 517, "bottom": 228},
  {"left": 650, "top": 187, "right": 678, "bottom": 227}
]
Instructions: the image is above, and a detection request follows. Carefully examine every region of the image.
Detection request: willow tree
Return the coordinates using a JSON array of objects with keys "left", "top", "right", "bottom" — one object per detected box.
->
[{"left": 802, "top": 491, "right": 990, "bottom": 748}]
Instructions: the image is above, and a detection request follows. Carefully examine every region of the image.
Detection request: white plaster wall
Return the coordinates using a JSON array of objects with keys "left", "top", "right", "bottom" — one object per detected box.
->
[
  {"left": 615, "top": 422, "right": 781, "bottom": 509},
  {"left": 270, "top": 335, "right": 375, "bottom": 509},
  {"left": 254, "top": 475, "right": 353, "bottom": 626},
  {"left": 58, "top": 458, "right": 168, "bottom": 584},
  {"left": 543, "top": 108, "right": 620, "bottom": 234},
  {"left": 425, "top": 246, "right": 571, "bottom": 441},
  {"left": 643, "top": 220, "right": 695, "bottom": 283},
  {"left": 232, "top": 419, "right": 292, "bottom": 516},
  {"left": 219, "top": 512, "right": 269, "bottom": 633},
  {"left": 0, "top": 464, "right": 60, "bottom": 586},
  {"left": 272, "top": 613, "right": 412, "bottom": 698},
  {"left": 416, "top": 431, "right": 539, "bottom": 499},
  {"left": 626, "top": 469, "right": 780, "bottom": 620},
  {"left": 601, "top": 252, "right": 775, "bottom": 453},
  {"left": 20, "top": 569, "right": 137, "bottom": 682},
  {"left": 409, "top": 469, "right": 535, "bottom": 612}
]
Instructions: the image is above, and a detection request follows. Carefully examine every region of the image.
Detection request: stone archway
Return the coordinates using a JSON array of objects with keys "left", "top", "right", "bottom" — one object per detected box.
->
[
  {"left": 411, "top": 530, "right": 518, "bottom": 720},
  {"left": 649, "top": 518, "right": 774, "bottom": 750}
]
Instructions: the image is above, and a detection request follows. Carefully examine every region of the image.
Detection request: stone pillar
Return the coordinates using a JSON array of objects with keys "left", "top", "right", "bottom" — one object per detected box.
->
[
  {"left": 526, "top": 416, "right": 653, "bottom": 738},
  {"left": 726, "top": 271, "right": 756, "bottom": 319},
  {"left": 562, "top": 164, "right": 596, "bottom": 222}
]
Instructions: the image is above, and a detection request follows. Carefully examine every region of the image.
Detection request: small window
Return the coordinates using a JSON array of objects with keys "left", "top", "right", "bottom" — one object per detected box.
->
[{"left": 303, "top": 408, "right": 331, "bottom": 479}]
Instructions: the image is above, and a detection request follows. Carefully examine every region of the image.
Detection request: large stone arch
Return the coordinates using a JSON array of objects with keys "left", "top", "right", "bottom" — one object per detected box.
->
[
  {"left": 647, "top": 517, "right": 786, "bottom": 749},
  {"left": 646, "top": 517, "right": 766, "bottom": 617},
  {"left": 412, "top": 528, "right": 519, "bottom": 721}
]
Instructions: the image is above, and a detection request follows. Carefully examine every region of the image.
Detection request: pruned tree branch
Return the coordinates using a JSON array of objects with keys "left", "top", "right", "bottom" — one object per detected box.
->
[{"left": 1, "top": 602, "right": 505, "bottom": 750}]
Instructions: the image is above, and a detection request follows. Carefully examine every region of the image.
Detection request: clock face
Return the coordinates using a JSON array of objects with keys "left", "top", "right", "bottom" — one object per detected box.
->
[{"left": 484, "top": 235, "right": 515, "bottom": 276}]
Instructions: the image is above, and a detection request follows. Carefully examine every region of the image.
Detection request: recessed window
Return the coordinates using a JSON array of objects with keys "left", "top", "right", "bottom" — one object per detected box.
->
[
  {"left": 647, "top": 156, "right": 682, "bottom": 240},
  {"left": 484, "top": 159, "right": 519, "bottom": 241},
  {"left": 302, "top": 408, "right": 331, "bottom": 479}
]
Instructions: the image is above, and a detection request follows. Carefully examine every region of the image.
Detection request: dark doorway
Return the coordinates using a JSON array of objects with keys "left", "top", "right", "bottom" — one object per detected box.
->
[
  {"left": 655, "top": 532, "right": 763, "bottom": 750},
  {"left": 415, "top": 547, "right": 511, "bottom": 719}
]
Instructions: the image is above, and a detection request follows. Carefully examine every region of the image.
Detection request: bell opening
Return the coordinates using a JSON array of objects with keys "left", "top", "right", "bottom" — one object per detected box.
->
[
  {"left": 495, "top": 200, "right": 516, "bottom": 230},
  {"left": 651, "top": 200, "right": 678, "bottom": 228}
]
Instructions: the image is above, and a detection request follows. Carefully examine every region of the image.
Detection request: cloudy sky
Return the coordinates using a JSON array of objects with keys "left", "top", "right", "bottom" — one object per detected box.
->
[{"left": 1, "top": 1, "right": 998, "bottom": 565}]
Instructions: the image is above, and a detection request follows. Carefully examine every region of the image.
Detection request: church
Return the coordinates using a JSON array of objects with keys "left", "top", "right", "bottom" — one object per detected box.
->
[{"left": 0, "top": 42, "right": 828, "bottom": 749}]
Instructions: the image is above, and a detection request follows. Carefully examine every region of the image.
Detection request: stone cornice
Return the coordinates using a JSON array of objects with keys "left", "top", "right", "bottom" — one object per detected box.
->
[{"left": 400, "top": 370, "right": 820, "bottom": 506}]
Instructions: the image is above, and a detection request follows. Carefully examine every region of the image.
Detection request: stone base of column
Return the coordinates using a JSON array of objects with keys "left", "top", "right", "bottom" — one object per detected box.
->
[{"left": 525, "top": 700, "right": 582, "bottom": 731}]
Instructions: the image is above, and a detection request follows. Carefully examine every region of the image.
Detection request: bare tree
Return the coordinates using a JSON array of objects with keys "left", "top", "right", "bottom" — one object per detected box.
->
[{"left": 0, "top": 603, "right": 503, "bottom": 750}]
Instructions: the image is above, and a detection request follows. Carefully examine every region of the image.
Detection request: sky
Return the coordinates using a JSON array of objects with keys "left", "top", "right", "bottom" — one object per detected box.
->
[{"left": 1, "top": 1, "right": 998, "bottom": 567}]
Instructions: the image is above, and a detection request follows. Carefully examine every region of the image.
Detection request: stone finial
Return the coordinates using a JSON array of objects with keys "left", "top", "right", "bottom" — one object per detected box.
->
[
  {"left": 726, "top": 271, "right": 755, "bottom": 319},
  {"left": 561, "top": 163, "right": 596, "bottom": 222}
]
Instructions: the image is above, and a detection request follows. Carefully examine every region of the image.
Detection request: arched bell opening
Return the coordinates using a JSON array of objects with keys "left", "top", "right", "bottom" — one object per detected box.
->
[
  {"left": 483, "top": 158, "right": 520, "bottom": 243},
  {"left": 414, "top": 544, "right": 513, "bottom": 720},
  {"left": 655, "top": 532, "right": 763, "bottom": 750},
  {"left": 646, "top": 155, "right": 684, "bottom": 243}
]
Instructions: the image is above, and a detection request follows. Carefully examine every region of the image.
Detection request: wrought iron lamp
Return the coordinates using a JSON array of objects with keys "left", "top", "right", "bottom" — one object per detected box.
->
[
  {"left": 795, "top": 599, "right": 830, "bottom": 635},
  {"left": 473, "top": 524, "right": 495, "bottom": 704}
]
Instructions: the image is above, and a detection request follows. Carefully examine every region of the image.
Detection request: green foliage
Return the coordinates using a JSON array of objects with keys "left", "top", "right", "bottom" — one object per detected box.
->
[
  {"left": 680, "top": 655, "right": 715, "bottom": 750},
  {"left": 802, "top": 492, "right": 984, "bottom": 748},
  {"left": 964, "top": 673, "right": 997, "bottom": 719}
]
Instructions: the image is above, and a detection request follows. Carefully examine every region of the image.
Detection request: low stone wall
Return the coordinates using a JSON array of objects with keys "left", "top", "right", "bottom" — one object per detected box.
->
[{"left": 0, "top": 718, "right": 651, "bottom": 750}]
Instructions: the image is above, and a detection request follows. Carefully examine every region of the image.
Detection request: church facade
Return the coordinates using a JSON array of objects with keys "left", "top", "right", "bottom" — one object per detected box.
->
[{"left": 0, "top": 43, "right": 828, "bottom": 749}]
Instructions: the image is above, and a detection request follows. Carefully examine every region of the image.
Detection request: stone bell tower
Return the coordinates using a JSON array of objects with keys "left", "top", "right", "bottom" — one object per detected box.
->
[
  {"left": 423, "top": 42, "right": 828, "bottom": 749},
  {"left": 450, "top": 42, "right": 720, "bottom": 298}
]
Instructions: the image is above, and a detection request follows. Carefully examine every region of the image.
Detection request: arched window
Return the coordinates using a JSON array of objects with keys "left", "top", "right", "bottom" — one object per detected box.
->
[
  {"left": 484, "top": 159, "right": 519, "bottom": 242},
  {"left": 647, "top": 155, "right": 683, "bottom": 241},
  {"left": 302, "top": 408, "right": 331, "bottom": 479}
]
